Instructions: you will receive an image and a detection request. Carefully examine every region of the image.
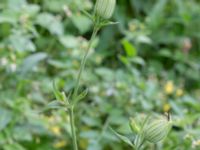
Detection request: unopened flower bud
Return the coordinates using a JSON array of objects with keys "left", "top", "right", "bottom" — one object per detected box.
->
[
  {"left": 129, "top": 118, "right": 140, "bottom": 134},
  {"left": 95, "top": 0, "right": 116, "bottom": 19},
  {"left": 142, "top": 115, "right": 172, "bottom": 143}
]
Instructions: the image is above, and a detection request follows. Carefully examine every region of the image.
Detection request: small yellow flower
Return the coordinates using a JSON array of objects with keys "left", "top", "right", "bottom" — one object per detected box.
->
[
  {"left": 164, "top": 81, "right": 174, "bottom": 95},
  {"left": 50, "top": 126, "right": 61, "bottom": 136},
  {"left": 163, "top": 103, "right": 171, "bottom": 112},
  {"left": 176, "top": 89, "right": 184, "bottom": 97},
  {"left": 53, "top": 140, "right": 67, "bottom": 148}
]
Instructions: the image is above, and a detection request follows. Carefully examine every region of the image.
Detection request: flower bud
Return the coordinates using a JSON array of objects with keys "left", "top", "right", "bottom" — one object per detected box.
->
[
  {"left": 95, "top": 0, "right": 116, "bottom": 19},
  {"left": 129, "top": 118, "right": 140, "bottom": 134},
  {"left": 142, "top": 115, "right": 172, "bottom": 143}
]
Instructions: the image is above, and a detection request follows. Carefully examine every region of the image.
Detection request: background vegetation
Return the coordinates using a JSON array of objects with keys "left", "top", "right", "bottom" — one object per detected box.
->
[{"left": 0, "top": 0, "right": 200, "bottom": 149}]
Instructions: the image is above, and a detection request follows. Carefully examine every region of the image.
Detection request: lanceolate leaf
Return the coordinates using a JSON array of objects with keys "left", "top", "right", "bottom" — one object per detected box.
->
[
  {"left": 43, "top": 100, "right": 64, "bottom": 111},
  {"left": 110, "top": 127, "right": 134, "bottom": 148},
  {"left": 42, "top": 100, "right": 72, "bottom": 112},
  {"left": 81, "top": 10, "right": 93, "bottom": 21},
  {"left": 52, "top": 80, "right": 63, "bottom": 101},
  {"left": 100, "top": 20, "right": 119, "bottom": 27}
]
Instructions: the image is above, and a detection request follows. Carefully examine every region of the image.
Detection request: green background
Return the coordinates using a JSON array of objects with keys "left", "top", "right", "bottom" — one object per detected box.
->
[{"left": 0, "top": 0, "right": 200, "bottom": 149}]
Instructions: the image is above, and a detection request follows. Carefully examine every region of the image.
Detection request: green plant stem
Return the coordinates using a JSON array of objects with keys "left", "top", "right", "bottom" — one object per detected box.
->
[
  {"left": 72, "top": 26, "right": 99, "bottom": 100},
  {"left": 69, "top": 106, "right": 78, "bottom": 150},
  {"left": 69, "top": 24, "right": 99, "bottom": 150}
]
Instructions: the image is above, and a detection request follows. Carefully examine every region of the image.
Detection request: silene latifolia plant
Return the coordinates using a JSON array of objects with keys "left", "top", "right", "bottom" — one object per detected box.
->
[
  {"left": 47, "top": 0, "right": 172, "bottom": 150},
  {"left": 47, "top": 0, "right": 117, "bottom": 150}
]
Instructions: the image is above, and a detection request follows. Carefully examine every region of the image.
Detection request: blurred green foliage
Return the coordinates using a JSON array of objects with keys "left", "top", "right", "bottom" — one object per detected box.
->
[{"left": 0, "top": 0, "right": 200, "bottom": 149}]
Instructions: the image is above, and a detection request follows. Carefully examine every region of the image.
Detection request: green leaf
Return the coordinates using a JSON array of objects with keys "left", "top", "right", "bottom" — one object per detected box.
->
[
  {"left": 43, "top": 0, "right": 67, "bottom": 12},
  {"left": 13, "top": 126, "right": 32, "bottom": 141},
  {"left": 122, "top": 40, "right": 137, "bottom": 57},
  {"left": 53, "top": 80, "right": 63, "bottom": 101},
  {"left": 110, "top": 127, "right": 134, "bottom": 148},
  {"left": 47, "top": 100, "right": 63, "bottom": 108},
  {"left": 100, "top": 20, "right": 119, "bottom": 27},
  {"left": 0, "top": 108, "right": 12, "bottom": 131},
  {"left": 7, "top": 0, "right": 26, "bottom": 11},
  {"left": 42, "top": 100, "right": 68, "bottom": 112},
  {"left": 8, "top": 31, "right": 36, "bottom": 52},
  {"left": 131, "top": 57, "right": 145, "bottom": 66},
  {"left": 81, "top": 10, "right": 93, "bottom": 21},
  {"left": 0, "top": 10, "right": 18, "bottom": 24},
  {"left": 3, "top": 143, "right": 26, "bottom": 150},
  {"left": 59, "top": 35, "right": 79, "bottom": 49},
  {"left": 119, "top": 55, "right": 129, "bottom": 65},
  {"left": 129, "top": 118, "right": 140, "bottom": 134},
  {"left": 20, "top": 52, "right": 47, "bottom": 73},
  {"left": 71, "top": 14, "right": 92, "bottom": 34},
  {"left": 36, "top": 13, "right": 63, "bottom": 35}
]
